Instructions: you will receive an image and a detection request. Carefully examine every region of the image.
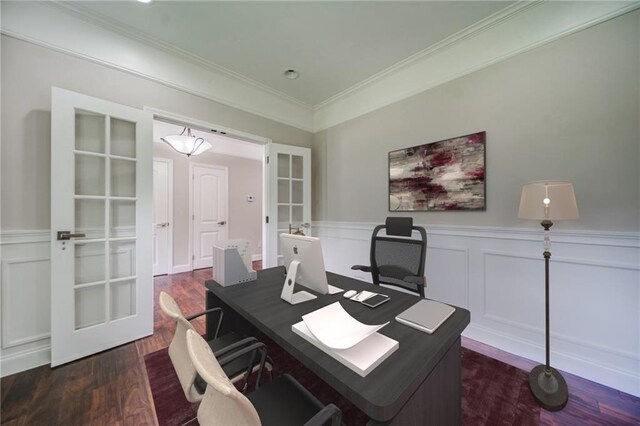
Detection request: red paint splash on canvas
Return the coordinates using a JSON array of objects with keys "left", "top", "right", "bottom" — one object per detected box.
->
[{"left": 389, "top": 132, "right": 485, "bottom": 211}]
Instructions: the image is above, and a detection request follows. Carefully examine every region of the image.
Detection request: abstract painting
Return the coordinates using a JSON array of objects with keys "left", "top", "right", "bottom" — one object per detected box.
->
[{"left": 389, "top": 131, "right": 485, "bottom": 211}]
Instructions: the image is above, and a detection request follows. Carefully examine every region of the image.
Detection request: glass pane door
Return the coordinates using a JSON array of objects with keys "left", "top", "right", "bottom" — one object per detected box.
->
[
  {"left": 266, "top": 143, "right": 311, "bottom": 267},
  {"left": 51, "top": 87, "right": 152, "bottom": 367},
  {"left": 72, "top": 112, "right": 137, "bottom": 330}
]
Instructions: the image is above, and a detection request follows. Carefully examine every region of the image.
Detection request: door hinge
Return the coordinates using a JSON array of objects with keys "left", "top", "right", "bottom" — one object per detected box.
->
[
  {"left": 266, "top": 216, "right": 269, "bottom": 224},
  {"left": 192, "top": 255, "right": 195, "bottom": 260},
  {"left": 266, "top": 156, "right": 269, "bottom": 164},
  {"left": 192, "top": 214, "right": 195, "bottom": 220}
]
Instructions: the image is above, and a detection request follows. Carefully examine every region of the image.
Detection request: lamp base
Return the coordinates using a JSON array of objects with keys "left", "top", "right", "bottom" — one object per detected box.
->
[{"left": 528, "top": 365, "right": 569, "bottom": 411}]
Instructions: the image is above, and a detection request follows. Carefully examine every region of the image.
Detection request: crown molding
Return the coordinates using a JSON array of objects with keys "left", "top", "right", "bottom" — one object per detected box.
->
[
  {"left": 0, "top": 1, "right": 315, "bottom": 132},
  {"left": 1, "top": 1, "right": 638, "bottom": 134},
  {"left": 313, "top": 1, "right": 640, "bottom": 131}
]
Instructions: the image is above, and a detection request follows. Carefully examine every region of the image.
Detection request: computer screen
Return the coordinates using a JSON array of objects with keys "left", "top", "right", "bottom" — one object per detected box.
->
[{"left": 280, "top": 234, "right": 330, "bottom": 294}]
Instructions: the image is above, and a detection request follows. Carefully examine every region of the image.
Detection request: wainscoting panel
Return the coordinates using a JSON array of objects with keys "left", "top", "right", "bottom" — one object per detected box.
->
[
  {"left": 0, "top": 231, "right": 52, "bottom": 376},
  {"left": 313, "top": 221, "right": 640, "bottom": 397},
  {"left": 426, "top": 246, "right": 469, "bottom": 308},
  {"left": 2, "top": 226, "right": 638, "bottom": 398},
  {"left": 1, "top": 257, "right": 51, "bottom": 349}
]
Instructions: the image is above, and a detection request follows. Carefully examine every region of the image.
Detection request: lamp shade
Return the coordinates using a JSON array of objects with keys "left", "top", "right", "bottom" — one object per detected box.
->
[
  {"left": 161, "top": 127, "right": 212, "bottom": 157},
  {"left": 518, "top": 181, "right": 579, "bottom": 220}
]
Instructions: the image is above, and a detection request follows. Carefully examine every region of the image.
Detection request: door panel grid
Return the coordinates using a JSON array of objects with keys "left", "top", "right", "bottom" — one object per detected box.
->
[{"left": 72, "top": 112, "right": 138, "bottom": 330}]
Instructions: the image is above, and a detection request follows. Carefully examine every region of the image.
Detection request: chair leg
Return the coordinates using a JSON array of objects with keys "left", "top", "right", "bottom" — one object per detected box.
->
[{"left": 180, "top": 416, "right": 198, "bottom": 426}]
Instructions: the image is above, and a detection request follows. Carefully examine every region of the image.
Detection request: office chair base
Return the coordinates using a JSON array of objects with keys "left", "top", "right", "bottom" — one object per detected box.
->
[{"left": 528, "top": 365, "right": 568, "bottom": 411}]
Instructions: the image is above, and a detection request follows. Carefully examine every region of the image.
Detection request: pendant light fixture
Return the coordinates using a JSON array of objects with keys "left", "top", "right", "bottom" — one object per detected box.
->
[{"left": 161, "top": 127, "right": 212, "bottom": 157}]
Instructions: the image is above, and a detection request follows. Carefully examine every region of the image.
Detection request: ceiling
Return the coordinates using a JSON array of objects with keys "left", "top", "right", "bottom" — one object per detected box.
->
[
  {"left": 64, "top": 1, "right": 512, "bottom": 106},
  {"left": 154, "top": 120, "right": 264, "bottom": 161}
]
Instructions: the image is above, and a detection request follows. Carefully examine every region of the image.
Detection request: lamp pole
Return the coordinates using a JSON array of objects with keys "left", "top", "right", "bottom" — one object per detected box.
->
[{"left": 528, "top": 219, "right": 568, "bottom": 411}]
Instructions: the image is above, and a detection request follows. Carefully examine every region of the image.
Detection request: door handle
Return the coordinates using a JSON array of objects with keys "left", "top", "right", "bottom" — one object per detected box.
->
[
  {"left": 156, "top": 222, "right": 170, "bottom": 228},
  {"left": 57, "top": 231, "right": 86, "bottom": 240},
  {"left": 217, "top": 221, "right": 227, "bottom": 225}
]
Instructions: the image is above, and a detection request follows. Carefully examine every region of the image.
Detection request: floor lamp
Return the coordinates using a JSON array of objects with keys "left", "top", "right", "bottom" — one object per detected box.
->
[{"left": 518, "top": 181, "right": 579, "bottom": 411}]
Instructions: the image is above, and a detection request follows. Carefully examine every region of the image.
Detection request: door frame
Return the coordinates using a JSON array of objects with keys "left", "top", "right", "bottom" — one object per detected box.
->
[
  {"left": 189, "top": 163, "right": 229, "bottom": 271},
  {"left": 152, "top": 157, "right": 174, "bottom": 275}
]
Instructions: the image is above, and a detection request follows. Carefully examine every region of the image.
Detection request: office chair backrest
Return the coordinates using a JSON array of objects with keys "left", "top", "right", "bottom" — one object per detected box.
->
[
  {"left": 371, "top": 217, "right": 427, "bottom": 297},
  {"left": 186, "top": 329, "right": 261, "bottom": 426},
  {"left": 159, "top": 291, "right": 202, "bottom": 403}
]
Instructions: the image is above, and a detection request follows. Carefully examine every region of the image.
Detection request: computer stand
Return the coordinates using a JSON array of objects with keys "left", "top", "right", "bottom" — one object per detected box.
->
[{"left": 281, "top": 260, "right": 317, "bottom": 305}]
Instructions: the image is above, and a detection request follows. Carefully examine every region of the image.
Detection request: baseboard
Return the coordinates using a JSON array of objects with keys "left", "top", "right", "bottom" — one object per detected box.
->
[
  {"left": 171, "top": 264, "right": 192, "bottom": 274},
  {"left": 0, "top": 345, "right": 50, "bottom": 377},
  {"left": 463, "top": 324, "right": 640, "bottom": 397}
]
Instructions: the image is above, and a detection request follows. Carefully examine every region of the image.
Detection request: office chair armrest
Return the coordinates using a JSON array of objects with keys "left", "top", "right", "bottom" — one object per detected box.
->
[
  {"left": 304, "top": 404, "right": 342, "bottom": 426},
  {"left": 186, "top": 307, "right": 224, "bottom": 339},
  {"left": 351, "top": 265, "right": 372, "bottom": 272},
  {"left": 185, "top": 307, "right": 222, "bottom": 321},
  {"left": 213, "top": 336, "right": 259, "bottom": 358},
  {"left": 403, "top": 276, "right": 425, "bottom": 286},
  {"left": 218, "top": 342, "right": 268, "bottom": 390}
]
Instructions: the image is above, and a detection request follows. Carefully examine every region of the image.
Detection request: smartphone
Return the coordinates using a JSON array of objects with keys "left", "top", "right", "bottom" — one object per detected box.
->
[{"left": 361, "top": 294, "right": 390, "bottom": 308}]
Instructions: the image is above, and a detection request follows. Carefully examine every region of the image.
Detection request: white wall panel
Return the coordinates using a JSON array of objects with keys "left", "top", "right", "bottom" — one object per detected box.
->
[
  {"left": 0, "top": 232, "right": 52, "bottom": 376},
  {"left": 1, "top": 257, "right": 51, "bottom": 348},
  {"left": 2, "top": 225, "right": 638, "bottom": 398},
  {"left": 426, "top": 246, "right": 468, "bottom": 308},
  {"left": 314, "top": 221, "right": 640, "bottom": 397}
]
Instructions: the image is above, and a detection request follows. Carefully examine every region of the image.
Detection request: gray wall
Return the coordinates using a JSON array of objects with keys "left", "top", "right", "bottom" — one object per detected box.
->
[
  {"left": 0, "top": 35, "right": 312, "bottom": 231},
  {"left": 313, "top": 10, "right": 640, "bottom": 232},
  {"left": 153, "top": 143, "right": 263, "bottom": 266}
]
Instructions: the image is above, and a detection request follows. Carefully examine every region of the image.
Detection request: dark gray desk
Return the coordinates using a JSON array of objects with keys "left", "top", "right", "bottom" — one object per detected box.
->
[{"left": 205, "top": 266, "right": 470, "bottom": 425}]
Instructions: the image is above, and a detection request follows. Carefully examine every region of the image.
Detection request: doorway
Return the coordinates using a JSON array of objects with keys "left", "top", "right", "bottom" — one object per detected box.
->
[{"left": 150, "top": 110, "right": 267, "bottom": 275}]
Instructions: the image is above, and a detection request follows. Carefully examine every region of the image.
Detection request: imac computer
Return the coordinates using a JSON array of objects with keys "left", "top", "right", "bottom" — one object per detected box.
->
[{"left": 280, "top": 234, "right": 344, "bottom": 305}]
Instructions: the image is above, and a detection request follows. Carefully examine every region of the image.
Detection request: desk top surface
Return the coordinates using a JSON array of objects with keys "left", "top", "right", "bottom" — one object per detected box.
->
[{"left": 205, "top": 267, "right": 470, "bottom": 421}]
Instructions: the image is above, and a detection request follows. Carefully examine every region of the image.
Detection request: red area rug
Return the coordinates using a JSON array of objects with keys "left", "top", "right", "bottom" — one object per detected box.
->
[{"left": 144, "top": 338, "right": 540, "bottom": 425}]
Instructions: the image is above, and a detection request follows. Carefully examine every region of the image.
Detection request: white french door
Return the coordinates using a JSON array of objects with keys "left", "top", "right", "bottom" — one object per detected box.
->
[
  {"left": 50, "top": 87, "right": 153, "bottom": 367},
  {"left": 191, "top": 164, "right": 228, "bottom": 270},
  {"left": 153, "top": 159, "right": 172, "bottom": 276},
  {"left": 265, "top": 143, "right": 311, "bottom": 267}
]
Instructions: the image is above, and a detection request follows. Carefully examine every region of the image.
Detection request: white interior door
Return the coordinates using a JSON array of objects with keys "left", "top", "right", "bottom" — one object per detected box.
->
[
  {"left": 153, "top": 159, "right": 172, "bottom": 276},
  {"left": 50, "top": 87, "right": 153, "bottom": 367},
  {"left": 265, "top": 143, "right": 311, "bottom": 268},
  {"left": 191, "top": 164, "right": 228, "bottom": 270}
]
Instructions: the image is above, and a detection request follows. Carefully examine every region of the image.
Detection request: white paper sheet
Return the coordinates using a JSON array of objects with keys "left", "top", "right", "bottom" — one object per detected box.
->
[
  {"left": 292, "top": 321, "right": 398, "bottom": 377},
  {"left": 302, "top": 301, "right": 389, "bottom": 350}
]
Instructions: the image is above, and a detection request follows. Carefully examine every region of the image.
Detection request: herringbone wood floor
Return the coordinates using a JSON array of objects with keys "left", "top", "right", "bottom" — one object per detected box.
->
[{"left": 2, "top": 265, "right": 638, "bottom": 425}]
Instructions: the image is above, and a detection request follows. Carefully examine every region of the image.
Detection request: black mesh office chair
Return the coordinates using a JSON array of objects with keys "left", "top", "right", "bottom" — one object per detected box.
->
[{"left": 352, "top": 217, "right": 427, "bottom": 297}]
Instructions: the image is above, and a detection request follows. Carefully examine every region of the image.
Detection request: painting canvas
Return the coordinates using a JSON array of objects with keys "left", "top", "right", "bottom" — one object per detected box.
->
[{"left": 389, "top": 132, "right": 485, "bottom": 211}]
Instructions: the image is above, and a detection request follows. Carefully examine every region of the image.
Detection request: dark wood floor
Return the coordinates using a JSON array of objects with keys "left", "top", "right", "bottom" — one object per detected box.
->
[{"left": 2, "top": 266, "right": 638, "bottom": 425}]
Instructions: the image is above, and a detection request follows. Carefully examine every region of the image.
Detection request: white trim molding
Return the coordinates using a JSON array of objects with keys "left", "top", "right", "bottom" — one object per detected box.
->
[
  {"left": 313, "top": 1, "right": 640, "bottom": 130},
  {"left": 0, "top": 1, "right": 314, "bottom": 132},
  {"left": 1, "top": 1, "right": 637, "bottom": 133},
  {"left": 312, "top": 221, "right": 640, "bottom": 397}
]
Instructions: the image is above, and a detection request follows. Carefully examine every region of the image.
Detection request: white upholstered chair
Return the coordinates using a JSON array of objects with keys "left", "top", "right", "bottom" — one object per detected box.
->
[
  {"left": 159, "top": 291, "right": 270, "bottom": 403},
  {"left": 186, "top": 329, "right": 342, "bottom": 426}
]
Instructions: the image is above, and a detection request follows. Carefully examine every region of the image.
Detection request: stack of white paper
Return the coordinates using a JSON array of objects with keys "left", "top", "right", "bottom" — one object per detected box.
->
[{"left": 292, "top": 302, "right": 399, "bottom": 376}]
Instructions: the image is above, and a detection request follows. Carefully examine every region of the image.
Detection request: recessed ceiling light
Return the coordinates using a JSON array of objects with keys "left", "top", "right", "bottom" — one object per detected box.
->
[
  {"left": 137, "top": 0, "right": 153, "bottom": 3},
  {"left": 284, "top": 69, "right": 299, "bottom": 80}
]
